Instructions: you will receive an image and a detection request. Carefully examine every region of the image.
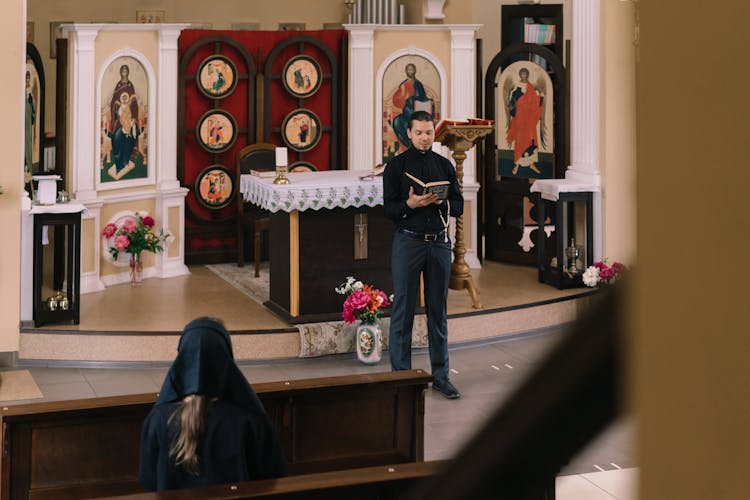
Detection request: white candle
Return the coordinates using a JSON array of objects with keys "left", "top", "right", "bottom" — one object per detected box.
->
[{"left": 275, "top": 147, "right": 288, "bottom": 166}]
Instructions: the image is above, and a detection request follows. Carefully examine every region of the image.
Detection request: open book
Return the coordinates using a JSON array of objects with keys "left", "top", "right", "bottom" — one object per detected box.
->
[
  {"left": 435, "top": 117, "right": 494, "bottom": 137},
  {"left": 404, "top": 172, "right": 450, "bottom": 200},
  {"left": 358, "top": 164, "right": 385, "bottom": 181}
]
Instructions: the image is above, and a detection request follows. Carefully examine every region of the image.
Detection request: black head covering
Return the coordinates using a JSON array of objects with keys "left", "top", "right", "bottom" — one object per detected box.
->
[{"left": 155, "top": 318, "right": 265, "bottom": 415}]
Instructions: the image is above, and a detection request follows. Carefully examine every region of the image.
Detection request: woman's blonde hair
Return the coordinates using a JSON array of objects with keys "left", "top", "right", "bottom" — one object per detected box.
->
[{"left": 168, "top": 394, "right": 208, "bottom": 475}]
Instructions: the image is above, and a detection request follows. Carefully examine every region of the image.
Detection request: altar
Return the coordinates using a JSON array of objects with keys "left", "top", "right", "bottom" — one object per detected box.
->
[{"left": 240, "top": 170, "right": 394, "bottom": 323}]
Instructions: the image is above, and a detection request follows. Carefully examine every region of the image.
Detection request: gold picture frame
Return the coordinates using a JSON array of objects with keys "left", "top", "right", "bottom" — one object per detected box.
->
[
  {"left": 195, "top": 165, "right": 235, "bottom": 210},
  {"left": 196, "top": 55, "right": 238, "bottom": 100},
  {"left": 281, "top": 108, "right": 322, "bottom": 152},
  {"left": 196, "top": 109, "right": 238, "bottom": 154},
  {"left": 282, "top": 55, "right": 322, "bottom": 99}
]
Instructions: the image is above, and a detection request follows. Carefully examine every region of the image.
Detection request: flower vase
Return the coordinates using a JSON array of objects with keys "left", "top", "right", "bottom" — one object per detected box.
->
[
  {"left": 129, "top": 252, "right": 143, "bottom": 286},
  {"left": 356, "top": 321, "right": 382, "bottom": 365}
]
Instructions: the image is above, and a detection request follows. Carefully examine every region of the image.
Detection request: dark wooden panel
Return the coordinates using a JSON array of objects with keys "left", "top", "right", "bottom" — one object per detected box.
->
[
  {"left": 96, "top": 461, "right": 444, "bottom": 500},
  {"left": 1, "top": 371, "right": 430, "bottom": 500}
]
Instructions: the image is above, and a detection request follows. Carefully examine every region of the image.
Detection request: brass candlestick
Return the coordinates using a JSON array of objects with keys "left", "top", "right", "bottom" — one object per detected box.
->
[
  {"left": 436, "top": 123, "right": 494, "bottom": 309},
  {"left": 273, "top": 164, "right": 291, "bottom": 185}
]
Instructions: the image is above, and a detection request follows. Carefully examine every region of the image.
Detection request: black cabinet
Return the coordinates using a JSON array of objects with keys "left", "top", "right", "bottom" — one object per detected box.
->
[
  {"left": 535, "top": 191, "right": 593, "bottom": 289},
  {"left": 32, "top": 212, "right": 81, "bottom": 326}
]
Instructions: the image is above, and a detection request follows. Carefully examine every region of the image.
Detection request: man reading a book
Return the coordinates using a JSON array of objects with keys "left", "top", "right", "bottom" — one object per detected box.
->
[{"left": 383, "top": 110, "right": 464, "bottom": 400}]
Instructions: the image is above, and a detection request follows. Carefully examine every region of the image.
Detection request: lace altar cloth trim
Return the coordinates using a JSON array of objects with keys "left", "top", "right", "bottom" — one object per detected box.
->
[{"left": 240, "top": 170, "right": 383, "bottom": 213}]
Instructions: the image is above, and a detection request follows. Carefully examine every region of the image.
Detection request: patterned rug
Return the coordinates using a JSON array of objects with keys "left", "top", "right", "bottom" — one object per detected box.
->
[
  {"left": 205, "top": 263, "right": 428, "bottom": 358},
  {"left": 0, "top": 370, "right": 43, "bottom": 402},
  {"left": 205, "top": 262, "right": 270, "bottom": 306}
]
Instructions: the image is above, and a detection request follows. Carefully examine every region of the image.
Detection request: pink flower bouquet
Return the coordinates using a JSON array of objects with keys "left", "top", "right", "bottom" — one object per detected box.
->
[{"left": 335, "top": 276, "right": 391, "bottom": 324}]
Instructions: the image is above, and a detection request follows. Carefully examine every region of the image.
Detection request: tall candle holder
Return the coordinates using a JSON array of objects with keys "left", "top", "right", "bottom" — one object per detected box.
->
[
  {"left": 435, "top": 122, "right": 493, "bottom": 309},
  {"left": 273, "top": 146, "right": 291, "bottom": 185}
]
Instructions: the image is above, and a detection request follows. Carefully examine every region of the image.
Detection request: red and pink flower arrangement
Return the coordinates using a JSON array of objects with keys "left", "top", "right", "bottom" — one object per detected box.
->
[
  {"left": 335, "top": 276, "right": 391, "bottom": 324},
  {"left": 582, "top": 259, "right": 628, "bottom": 287},
  {"left": 102, "top": 212, "right": 168, "bottom": 261}
]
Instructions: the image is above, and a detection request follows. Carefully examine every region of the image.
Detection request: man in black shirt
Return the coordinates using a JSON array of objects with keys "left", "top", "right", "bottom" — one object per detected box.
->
[{"left": 382, "top": 111, "right": 464, "bottom": 399}]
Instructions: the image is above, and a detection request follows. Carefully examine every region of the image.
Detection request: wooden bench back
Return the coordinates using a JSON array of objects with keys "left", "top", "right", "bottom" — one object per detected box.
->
[{"left": 1, "top": 369, "right": 430, "bottom": 500}]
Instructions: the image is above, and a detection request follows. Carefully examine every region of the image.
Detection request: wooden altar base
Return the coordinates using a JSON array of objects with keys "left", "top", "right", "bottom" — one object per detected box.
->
[{"left": 17, "top": 262, "right": 596, "bottom": 365}]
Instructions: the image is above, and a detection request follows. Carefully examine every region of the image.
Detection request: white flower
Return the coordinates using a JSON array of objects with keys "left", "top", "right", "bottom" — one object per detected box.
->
[
  {"left": 164, "top": 230, "right": 175, "bottom": 245},
  {"left": 582, "top": 266, "right": 600, "bottom": 287},
  {"left": 335, "top": 276, "right": 358, "bottom": 295},
  {"left": 353, "top": 280, "right": 363, "bottom": 291}
]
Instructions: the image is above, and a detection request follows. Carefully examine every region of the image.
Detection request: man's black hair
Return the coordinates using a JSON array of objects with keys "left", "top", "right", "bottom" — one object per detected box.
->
[{"left": 408, "top": 110, "right": 434, "bottom": 130}]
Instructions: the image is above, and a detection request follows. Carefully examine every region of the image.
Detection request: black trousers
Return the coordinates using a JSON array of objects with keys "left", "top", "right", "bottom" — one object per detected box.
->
[{"left": 389, "top": 230, "right": 452, "bottom": 382}]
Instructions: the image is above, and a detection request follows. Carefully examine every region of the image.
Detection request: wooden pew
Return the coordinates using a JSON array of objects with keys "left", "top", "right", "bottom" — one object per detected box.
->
[
  {"left": 1, "top": 369, "right": 430, "bottom": 500},
  {"left": 102, "top": 461, "right": 445, "bottom": 500}
]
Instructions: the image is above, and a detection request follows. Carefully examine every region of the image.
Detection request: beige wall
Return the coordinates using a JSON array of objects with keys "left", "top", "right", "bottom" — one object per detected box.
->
[
  {"left": 601, "top": 0, "right": 637, "bottom": 264},
  {"left": 634, "top": 1, "right": 750, "bottom": 498},
  {"left": 27, "top": 0, "right": 352, "bottom": 135},
  {"left": 0, "top": 0, "right": 25, "bottom": 352}
]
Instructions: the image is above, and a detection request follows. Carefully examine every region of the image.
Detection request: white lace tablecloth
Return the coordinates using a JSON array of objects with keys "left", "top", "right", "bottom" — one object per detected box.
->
[{"left": 240, "top": 170, "right": 383, "bottom": 213}]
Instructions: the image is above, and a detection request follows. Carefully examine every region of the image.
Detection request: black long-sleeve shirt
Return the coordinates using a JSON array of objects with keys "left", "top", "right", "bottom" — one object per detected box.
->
[{"left": 383, "top": 146, "right": 463, "bottom": 233}]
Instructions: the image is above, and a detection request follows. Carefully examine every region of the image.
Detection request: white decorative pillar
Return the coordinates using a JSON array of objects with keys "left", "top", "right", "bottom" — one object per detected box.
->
[
  {"left": 156, "top": 25, "right": 190, "bottom": 278},
  {"left": 450, "top": 26, "right": 481, "bottom": 268},
  {"left": 157, "top": 27, "right": 184, "bottom": 191},
  {"left": 345, "top": 26, "right": 374, "bottom": 171},
  {"left": 568, "top": 0, "right": 603, "bottom": 261},
  {"left": 64, "top": 25, "right": 107, "bottom": 293},
  {"left": 65, "top": 25, "right": 100, "bottom": 204}
]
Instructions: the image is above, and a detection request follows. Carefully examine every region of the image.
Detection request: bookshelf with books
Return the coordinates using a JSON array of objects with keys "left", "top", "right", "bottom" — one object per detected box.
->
[
  {"left": 481, "top": 4, "right": 567, "bottom": 267},
  {"left": 502, "top": 4, "right": 563, "bottom": 73}
]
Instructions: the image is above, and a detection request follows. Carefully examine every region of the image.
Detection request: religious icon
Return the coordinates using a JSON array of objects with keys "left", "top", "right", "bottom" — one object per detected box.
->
[
  {"left": 381, "top": 55, "right": 441, "bottom": 163},
  {"left": 25, "top": 49, "right": 42, "bottom": 174},
  {"left": 281, "top": 109, "right": 321, "bottom": 152},
  {"left": 196, "top": 110, "right": 237, "bottom": 153},
  {"left": 99, "top": 56, "right": 149, "bottom": 183},
  {"left": 282, "top": 55, "right": 322, "bottom": 98},
  {"left": 195, "top": 165, "right": 235, "bottom": 209},
  {"left": 496, "top": 60, "right": 554, "bottom": 179},
  {"left": 196, "top": 55, "right": 238, "bottom": 99}
]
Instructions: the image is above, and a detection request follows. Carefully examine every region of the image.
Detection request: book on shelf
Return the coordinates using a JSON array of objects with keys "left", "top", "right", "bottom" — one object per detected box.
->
[
  {"left": 249, "top": 169, "right": 276, "bottom": 178},
  {"left": 404, "top": 172, "right": 450, "bottom": 200}
]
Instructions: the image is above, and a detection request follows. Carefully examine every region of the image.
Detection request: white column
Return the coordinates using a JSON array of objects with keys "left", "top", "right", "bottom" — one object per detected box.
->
[
  {"left": 345, "top": 26, "right": 375, "bottom": 171},
  {"left": 568, "top": 0, "right": 603, "bottom": 260},
  {"left": 65, "top": 25, "right": 100, "bottom": 204},
  {"left": 157, "top": 27, "right": 183, "bottom": 190},
  {"left": 450, "top": 26, "right": 479, "bottom": 185},
  {"left": 450, "top": 26, "right": 481, "bottom": 268}
]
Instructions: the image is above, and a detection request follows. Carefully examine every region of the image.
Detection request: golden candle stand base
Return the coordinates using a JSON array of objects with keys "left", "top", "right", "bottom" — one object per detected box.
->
[
  {"left": 436, "top": 123, "right": 494, "bottom": 309},
  {"left": 273, "top": 166, "right": 291, "bottom": 185}
]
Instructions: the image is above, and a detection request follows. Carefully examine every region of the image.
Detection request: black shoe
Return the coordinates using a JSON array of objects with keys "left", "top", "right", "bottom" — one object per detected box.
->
[{"left": 433, "top": 379, "right": 460, "bottom": 399}]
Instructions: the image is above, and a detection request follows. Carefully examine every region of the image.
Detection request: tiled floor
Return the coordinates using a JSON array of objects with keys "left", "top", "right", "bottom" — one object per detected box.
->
[{"left": 2, "top": 326, "right": 637, "bottom": 499}]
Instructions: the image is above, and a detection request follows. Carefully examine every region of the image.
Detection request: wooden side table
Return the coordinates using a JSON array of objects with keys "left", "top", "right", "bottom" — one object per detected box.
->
[{"left": 32, "top": 211, "right": 81, "bottom": 326}]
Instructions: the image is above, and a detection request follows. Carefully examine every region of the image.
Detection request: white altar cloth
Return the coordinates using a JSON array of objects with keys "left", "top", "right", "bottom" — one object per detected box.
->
[{"left": 240, "top": 170, "right": 383, "bottom": 213}]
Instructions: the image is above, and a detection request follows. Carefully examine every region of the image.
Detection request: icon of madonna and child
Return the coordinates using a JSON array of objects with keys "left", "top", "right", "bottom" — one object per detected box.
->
[{"left": 100, "top": 58, "right": 148, "bottom": 182}]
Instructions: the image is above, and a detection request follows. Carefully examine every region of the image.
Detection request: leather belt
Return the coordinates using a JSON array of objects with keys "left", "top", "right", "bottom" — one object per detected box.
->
[{"left": 398, "top": 228, "right": 445, "bottom": 242}]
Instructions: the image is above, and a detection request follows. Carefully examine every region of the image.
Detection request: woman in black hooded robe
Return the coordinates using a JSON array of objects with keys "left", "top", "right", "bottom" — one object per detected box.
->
[{"left": 138, "top": 317, "right": 287, "bottom": 491}]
